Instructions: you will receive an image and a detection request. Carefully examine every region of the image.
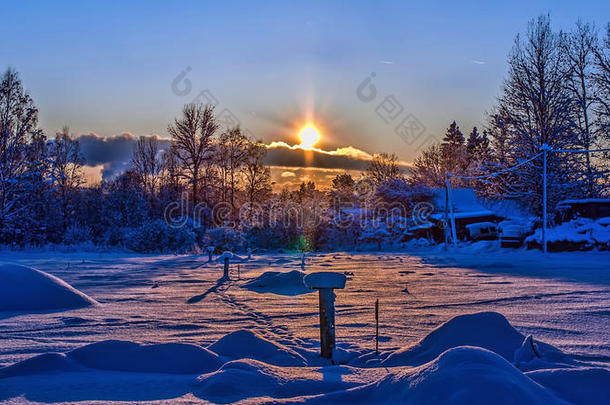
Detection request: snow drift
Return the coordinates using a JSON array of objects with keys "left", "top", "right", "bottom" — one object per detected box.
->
[
  {"left": 0, "top": 263, "right": 96, "bottom": 311},
  {"left": 0, "top": 340, "right": 223, "bottom": 377},
  {"left": 243, "top": 270, "right": 311, "bottom": 296},
  {"left": 527, "top": 367, "right": 610, "bottom": 405},
  {"left": 195, "top": 359, "right": 359, "bottom": 403},
  {"left": 67, "top": 340, "right": 223, "bottom": 374},
  {"left": 316, "top": 347, "right": 566, "bottom": 405},
  {"left": 207, "top": 330, "right": 307, "bottom": 366},
  {"left": 379, "top": 312, "right": 525, "bottom": 367}
]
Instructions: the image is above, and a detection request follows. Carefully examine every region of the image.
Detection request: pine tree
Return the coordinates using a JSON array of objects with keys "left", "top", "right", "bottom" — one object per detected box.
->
[{"left": 442, "top": 121, "right": 465, "bottom": 145}]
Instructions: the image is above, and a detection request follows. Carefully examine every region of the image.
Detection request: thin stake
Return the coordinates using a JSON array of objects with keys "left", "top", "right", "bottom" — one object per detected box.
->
[
  {"left": 542, "top": 144, "right": 548, "bottom": 254},
  {"left": 375, "top": 298, "right": 379, "bottom": 355},
  {"left": 238, "top": 264, "right": 241, "bottom": 280}
]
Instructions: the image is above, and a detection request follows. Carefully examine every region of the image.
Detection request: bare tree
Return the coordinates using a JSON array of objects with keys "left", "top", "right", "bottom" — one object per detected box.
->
[
  {"left": 365, "top": 152, "right": 401, "bottom": 185},
  {"left": 593, "top": 24, "right": 610, "bottom": 136},
  {"left": 0, "top": 68, "right": 40, "bottom": 240},
  {"left": 489, "top": 15, "right": 578, "bottom": 212},
  {"left": 132, "top": 135, "right": 162, "bottom": 198},
  {"left": 50, "top": 125, "right": 84, "bottom": 232},
  {"left": 218, "top": 126, "right": 249, "bottom": 209},
  {"left": 243, "top": 140, "right": 271, "bottom": 217},
  {"left": 167, "top": 104, "right": 218, "bottom": 206},
  {"left": 562, "top": 21, "right": 600, "bottom": 196}
]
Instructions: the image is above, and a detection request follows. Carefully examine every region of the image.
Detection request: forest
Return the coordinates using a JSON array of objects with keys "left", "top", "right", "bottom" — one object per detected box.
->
[{"left": 1, "top": 16, "right": 609, "bottom": 253}]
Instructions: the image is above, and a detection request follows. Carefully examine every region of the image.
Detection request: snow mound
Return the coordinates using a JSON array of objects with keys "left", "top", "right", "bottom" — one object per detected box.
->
[
  {"left": 320, "top": 347, "right": 564, "bottom": 405},
  {"left": 527, "top": 367, "right": 610, "bottom": 405},
  {"left": 0, "top": 263, "right": 97, "bottom": 311},
  {"left": 208, "top": 330, "right": 307, "bottom": 366},
  {"left": 243, "top": 270, "right": 311, "bottom": 296},
  {"left": 195, "top": 359, "right": 358, "bottom": 403},
  {"left": 68, "top": 340, "right": 222, "bottom": 374},
  {"left": 0, "top": 353, "right": 82, "bottom": 378},
  {"left": 513, "top": 335, "right": 574, "bottom": 371},
  {"left": 380, "top": 312, "right": 525, "bottom": 366}
]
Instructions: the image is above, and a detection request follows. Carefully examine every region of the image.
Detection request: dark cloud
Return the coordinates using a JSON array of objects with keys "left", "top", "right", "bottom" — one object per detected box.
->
[
  {"left": 264, "top": 145, "right": 370, "bottom": 171},
  {"left": 76, "top": 133, "right": 171, "bottom": 181}
]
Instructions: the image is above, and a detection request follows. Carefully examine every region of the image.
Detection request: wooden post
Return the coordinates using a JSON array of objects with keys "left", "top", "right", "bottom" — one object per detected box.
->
[
  {"left": 237, "top": 263, "right": 240, "bottom": 280},
  {"left": 208, "top": 247, "right": 214, "bottom": 262},
  {"left": 223, "top": 257, "right": 229, "bottom": 278},
  {"left": 303, "top": 272, "right": 347, "bottom": 361},
  {"left": 375, "top": 299, "right": 379, "bottom": 355},
  {"left": 318, "top": 288, "right": 335, "bottom": 359}
]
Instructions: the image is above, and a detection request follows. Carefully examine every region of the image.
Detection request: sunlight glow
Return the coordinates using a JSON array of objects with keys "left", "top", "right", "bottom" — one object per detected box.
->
[{"left": 298, "top": 125, "right": 321, "bottom": 150}]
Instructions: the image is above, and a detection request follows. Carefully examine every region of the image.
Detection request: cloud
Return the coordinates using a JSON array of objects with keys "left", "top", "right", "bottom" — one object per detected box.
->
[
  {"left": 380, "top": 60, "right": 394, "bottom": 65},
  {"left": 76, "top": 132, "right": 172, "bottom": 182},
  {"left": 75, "top": 133, "right": 409, "bottom": 188},
  {"left": 471, "top": 60, "right": 486, "bottom": 65},
  {"left": 270, "top": 167, "right": 363, "bottom": 190},
  {"left": 264, "top": 142, "right": 373, "bottom": 170}
]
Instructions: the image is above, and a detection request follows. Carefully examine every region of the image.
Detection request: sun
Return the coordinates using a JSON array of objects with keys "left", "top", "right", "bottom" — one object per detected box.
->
[{"left": 298, "top": 125, "right": 321, "bottom": 150}]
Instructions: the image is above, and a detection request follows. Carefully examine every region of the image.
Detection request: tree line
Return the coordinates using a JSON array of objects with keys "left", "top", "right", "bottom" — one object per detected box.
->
[{"left": 1, "top": 15, "right": 609, "bottom": 251}]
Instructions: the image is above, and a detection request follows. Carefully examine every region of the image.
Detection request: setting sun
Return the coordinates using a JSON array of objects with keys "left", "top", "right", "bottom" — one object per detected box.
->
[{"left": 298, "top": 125, "right": 321, "bottom": 150}]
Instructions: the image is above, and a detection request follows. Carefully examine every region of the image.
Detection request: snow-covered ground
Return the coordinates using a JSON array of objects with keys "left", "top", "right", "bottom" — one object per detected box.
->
[{"left": 1, "top": 244, "right": 609, "bottom": 403}]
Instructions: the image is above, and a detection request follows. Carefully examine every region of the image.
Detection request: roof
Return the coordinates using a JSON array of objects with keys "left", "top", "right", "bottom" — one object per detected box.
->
[
  {"left": 430, "top": 188, "right": 496, "bottom": 221},
  {"left": 557, "top": 198, "right": 610, "bottom": 206}
]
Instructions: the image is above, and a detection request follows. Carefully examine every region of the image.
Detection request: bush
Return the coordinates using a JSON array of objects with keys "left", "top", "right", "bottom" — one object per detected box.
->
[
  {"left": 125, "top": 219, "right": 196, "bottom": 253},
  {"left": 62, "top": 224, "right": 92, "bottom": 245}
]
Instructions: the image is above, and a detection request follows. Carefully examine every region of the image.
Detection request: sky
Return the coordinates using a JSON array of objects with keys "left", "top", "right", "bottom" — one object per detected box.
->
[{"left": 1, "top": 0, "right": 609, "bottom": 187}]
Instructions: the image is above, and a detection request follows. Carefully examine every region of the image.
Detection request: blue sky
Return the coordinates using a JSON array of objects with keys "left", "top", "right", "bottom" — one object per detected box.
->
[{"left": 1, "top": 0, "right": 609, "bottom": 164}]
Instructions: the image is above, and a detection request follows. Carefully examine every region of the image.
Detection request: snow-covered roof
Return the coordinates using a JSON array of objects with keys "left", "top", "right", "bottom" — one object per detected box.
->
[
  {"left": 432, "top": 188, "right": 494, "bottom": 215},
  {"left": 557, "top": 198, "right": 610, "bottom": 205},
  {"left": 430, "top": 210, "right": 495, "bottom": 221}
]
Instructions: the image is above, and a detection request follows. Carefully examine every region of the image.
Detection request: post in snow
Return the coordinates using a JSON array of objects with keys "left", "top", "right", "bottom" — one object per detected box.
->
[
  {"left": 218, "top": 251, "right": 233, "bottom": 279},
  {"left": 207, "top": 246, "right": 214, "bottom": 262},
  {"left": 375, "top": 298, "right": 379, "bottom": 355},
  {"left": 303, "top": 272, "right": 347, "bottom": 360},
  {"left": 445, "top": 174, "right": 458, "bottom": 247}
]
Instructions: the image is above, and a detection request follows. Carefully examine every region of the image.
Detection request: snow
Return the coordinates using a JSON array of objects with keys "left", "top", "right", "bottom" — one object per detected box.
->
[
  {"left": 0, "top": 263, "right": 97, "bottom": 311},
  {"left": 0, "top": 249, "right": 608, "bottom": 403},
  {"left": 378, "top": 312, "right": 525, "bottom": 366},
  {"left": 243, "top": 270, "right": 311, "bottom": 295},
  {"left": 303, "top": 271, "right": 347, "bottom": 289},
  {"left": 207, "top": 330, "right": 307, "bottom": 366},
  {"left": 527, "top": 217, "right": 610, "bottom": 245},
  {"left": 317, "top": 347, "right": 567, "bottom": 404},
  {"left": 195, "top": 359, "right": 363, "bottom": 402},
  {"left": 67, "top": 340, "right": 223, "bottom": 374},
  {"left": 527, "top": 367, "right": 610, "bottom": 405}
]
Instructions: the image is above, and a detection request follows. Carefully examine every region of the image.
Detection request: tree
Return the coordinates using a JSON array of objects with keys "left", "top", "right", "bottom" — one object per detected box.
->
[
  {"left": 466, "top": 127, "right": 491, "bottom": 166},
  {"left": 443, "top": 121, "right": 465, "bottom": 145},
  {"left": 167, "top": 104, "right": 218, "bottom": 207},
  {"left": 366, "top": 153, "right": 401, "bottom": 184},
  {"left": 593, "top": 24, "right": 610, "bottom": 138},
  {"left": 0, "top": 68, "right": 41, "bottom": 243},
  {"left": 328, "top": 173, "right": 356, "bottom": 211},
  {"left": 243, "top": 140, "right": 271, "bottom": 215},
  {"left": 562, "top": 21, "right": 601, "bottom": 196},
  {"left": 50, "top": 125, "right": 84, "bottom": 234},
  {"left": 132, "top": 135, "right": 162, "bottom": 201},
  {"left": 489, "top": 15, "right": 578, "bottom": 213},
  {"left": 218, "top": 126, "right": 249, "bottom": 209}
]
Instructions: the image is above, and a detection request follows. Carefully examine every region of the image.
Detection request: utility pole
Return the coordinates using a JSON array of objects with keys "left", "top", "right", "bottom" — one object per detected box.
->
[{"left": 541, "top": 144, "right": 549, "bottom": 254}]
